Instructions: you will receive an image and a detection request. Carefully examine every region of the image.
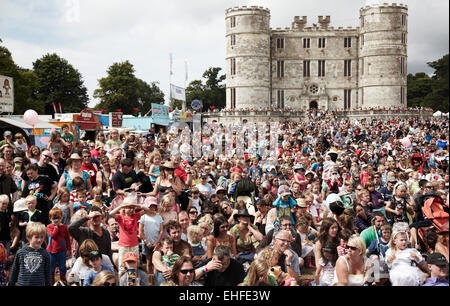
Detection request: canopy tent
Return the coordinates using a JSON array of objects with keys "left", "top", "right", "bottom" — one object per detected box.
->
[{"left": 0, "top": 116, "right": 58, "bottom": 130}]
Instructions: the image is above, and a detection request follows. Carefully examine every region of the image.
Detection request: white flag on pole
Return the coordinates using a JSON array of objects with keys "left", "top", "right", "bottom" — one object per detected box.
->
[
  {"left": 185, "top": 60, "right": 188, "bottom": 83},
  {"left": 170, "top": 84, "right": 186, "bottom": 101},
  {"left": 169, "top": 53, "right": 173, "bottom": 75}
]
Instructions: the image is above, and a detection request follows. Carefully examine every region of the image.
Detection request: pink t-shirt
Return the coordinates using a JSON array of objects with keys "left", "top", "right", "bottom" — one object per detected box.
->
[{"left": 116, "top": 213, "right": 141, "bottom": 247}]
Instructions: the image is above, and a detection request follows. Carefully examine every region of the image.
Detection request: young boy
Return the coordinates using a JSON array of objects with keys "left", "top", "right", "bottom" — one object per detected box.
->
[
  {"left": 273, "top": 185, "right": 297, "bottom": 226},
  {"left": 119, "top": 251, "right": 149, "bottom": 286},
  {"left": 46, "top": 207, "right": 71, "bottom": 284},
  {"left": 69, "top": 176, "right": 92, "bottom": 205},
  {"left": 160, "top": 238, "right": 180, "bottom": 269},
  {"left": 8, "top": 222, "right": 51, "bottom": 286},
  {"left": 73, "top": 190, "right": 92, "bottom": 213},
  {"left": 83, "top": 250, "right": 115, "bottom": 286},
  {"left": 60, "top": 124, "right": 74, "bottom": 144},
  {"left": 367, "top": 223, "right": 391, "bottom": 261},
  {"left": 18, "top": 195, "right": 44, "bottom": 246}
]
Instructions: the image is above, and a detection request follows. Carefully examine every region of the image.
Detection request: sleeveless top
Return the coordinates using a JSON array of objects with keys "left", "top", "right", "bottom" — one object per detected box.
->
[
  {"left": 333, "top": 256, "right": 367, "bottom": 286},
  {"left": 63, "top": 170, "right": 90, "bottom": 192},
  {"left": 150, "top": 166, "right": 160, "bottom": 184}
]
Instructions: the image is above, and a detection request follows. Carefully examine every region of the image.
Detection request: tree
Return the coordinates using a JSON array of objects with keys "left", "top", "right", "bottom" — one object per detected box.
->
[
  {"left": 33, "top": 53, "right": 89, "bottom": 114},
  {"left": 424, "top": 54, "right": 449, "bottom": 112},
  {"left": 94, "top": 61, "right": 164, "bottom": 114},
  {"left": 407, "top": 73, "right": 433, "bottom": 108},
  {"left": 185, "top": 67, "right": 226, "bottom": 112}
]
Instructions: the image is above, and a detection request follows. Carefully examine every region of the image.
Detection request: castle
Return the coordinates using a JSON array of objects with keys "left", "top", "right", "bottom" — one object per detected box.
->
[{"left": 225, "top": 2, "right": 408, "bottom": 111}]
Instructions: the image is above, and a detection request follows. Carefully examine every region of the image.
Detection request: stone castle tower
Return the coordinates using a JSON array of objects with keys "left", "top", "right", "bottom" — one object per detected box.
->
[{"left": 225, "top": 2, "right": 408, "bottom": 111}]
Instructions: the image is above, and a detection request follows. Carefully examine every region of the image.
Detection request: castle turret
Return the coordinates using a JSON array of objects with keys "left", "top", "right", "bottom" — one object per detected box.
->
[
  {"left": 358, "top": 2, "right": 408, "bottom": 108},
  {"left": 225, "top": 6, "right": 271, "bottom": 109}
]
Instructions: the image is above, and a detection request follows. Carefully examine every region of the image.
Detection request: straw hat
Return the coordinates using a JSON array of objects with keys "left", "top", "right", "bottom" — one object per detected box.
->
[
  {"left": 67, "top": 153, "right": 82, "bottom": 164},
  {"left": 161, "top": 161, "right": 176, "bottom": 169}
]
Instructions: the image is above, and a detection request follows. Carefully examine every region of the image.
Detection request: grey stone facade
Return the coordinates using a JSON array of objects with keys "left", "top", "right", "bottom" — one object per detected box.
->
[{"left": 225, "top": 3, "right": 408, "bottom": 111}]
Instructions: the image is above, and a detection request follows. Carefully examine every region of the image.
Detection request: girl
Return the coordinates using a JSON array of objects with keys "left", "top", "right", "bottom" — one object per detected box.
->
[
  {"left": 88, "top": 186, "right": 103, "bottom": 209},
  {"left": 315, "top": 241, "right": 338, "bottom": 286},
  {"left": 138, "top": 197, "right": 164, "bottom": 276},
  {"left": 241, "top": 258, "right": 277, "bottom": 286},
  {"left": 309, "top": 182, "right": 323, "bottom": 224},
  {"left": 27, "top": 145, "right": 41, "bottom": 164},
  {"left": 148, "top": 152, "right": 161, "bottom": 185},
  {"left": 54, "top": 187, "right": 73, "bottom": 226},
  {"left": 385, "top": 182, "right": 412, "bottom": 226},
  {"left": 187, "top": 225, "right": 207, "bottom": 267},
  {"left": 385, "top": 231, "right": 429, "bottom": 286},
  {"left": 295, "top": 215, "right": 315, "bottom": 268},
  {"left": 158, "top": 194, "right": 178, "bottom": 237},
  {"left": 109, "top": 197, "right": 151, "bottom": 276}
]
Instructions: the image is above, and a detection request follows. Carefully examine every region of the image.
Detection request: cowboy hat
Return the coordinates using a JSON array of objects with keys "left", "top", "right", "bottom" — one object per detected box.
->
[
  {"left": 161, "top": 161, "right": 176, "bottom": 169},
  {"left": 67, "top": 153, "right": 82, "bottom": 164},
  {"left": 233, "top": 208, "right": 255, "bottom": 223}
]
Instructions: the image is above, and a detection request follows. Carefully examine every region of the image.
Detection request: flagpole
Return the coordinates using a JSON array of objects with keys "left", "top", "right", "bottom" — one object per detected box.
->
[
  {"left": 169, "top": 53, "right": 172, "bottom": 107},
  {"left": 183, "top": 60, "right": 187, "bottom": 112}
]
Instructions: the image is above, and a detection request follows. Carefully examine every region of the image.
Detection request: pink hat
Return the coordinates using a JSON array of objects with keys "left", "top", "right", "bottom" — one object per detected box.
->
[{"left": 143, "top": 196, "right": 159, "bottom": 208}]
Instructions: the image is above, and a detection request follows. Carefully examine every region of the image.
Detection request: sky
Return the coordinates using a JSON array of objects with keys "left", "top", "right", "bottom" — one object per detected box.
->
[{"left": 0, "top": 0, "right": 448, "bottom": 109}]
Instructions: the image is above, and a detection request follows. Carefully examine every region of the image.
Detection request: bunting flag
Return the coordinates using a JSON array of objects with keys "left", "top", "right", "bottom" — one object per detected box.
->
[
  {"left": 52, "top": 102, "right": 57, "bottom": 113},
  {"left": 58, "top": 102, "right": 62, "bottom": 113},
  {"left": 169, "top": 53, "right": 173, "bottom": 75}
]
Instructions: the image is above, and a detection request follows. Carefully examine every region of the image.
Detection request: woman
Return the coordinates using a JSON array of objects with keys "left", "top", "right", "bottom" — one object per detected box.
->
[
  {"left": 148, "top": 161, "right": 184, "bottom": 203},
  {"left": 27, "top": 145, "right": 41, "bottom": 164},
  {"left": 314, "top": 218, "right": 340, "bottom": 267},
  {"left": 58, "top": 153, "right": 92, "bottom": 193},
  {"left": 95, "top": 132, "right": 107, "bottom": 149},
  {"left": 353, "top": 203, "right": 372, "bottom": 234},
  {"left": 219, "top": 201, "right": 235, "bottom": 225},
  {"left": 230, "top": 208, "right": 263, "bottom": 264},
  {"left": 333, "top": 235, "right": 370, "bottom": 286},
  {"left": 92, "top": 270, "right": 117, "bottom": 287},
  {"left": 206, "top": 216, "right": 237, "bottom": 259},
  {"left": 170, "top": 256, "right": 202, "bottom": 286},
  {"left": 254, "top": 196, "right": 271, "bottom": 235},
  {"left": 99, "top": 156, "right": 114, "bottom": 197}
]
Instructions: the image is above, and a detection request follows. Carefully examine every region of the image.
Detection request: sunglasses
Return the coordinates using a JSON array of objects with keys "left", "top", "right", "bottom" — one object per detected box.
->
[
  {"left": 103, "top": 281, "right": 116, "bottom": 286},
  {"left": 43, "top": 155, "right": 52, "bottom": 159},
  {"left": 189, "top": 211, "right": 197, "bottom": 214},
  {"left": 347, "top": 245, "right": 358, "bottom": 251},
  {"left": 179, "top": 269, "right": 195, "bottom": 275},
  {"left": 220, "top": 225, "right": 228, "bottom": 229}
]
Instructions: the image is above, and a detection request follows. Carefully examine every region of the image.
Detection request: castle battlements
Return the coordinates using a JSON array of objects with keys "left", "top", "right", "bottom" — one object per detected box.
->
[
  {"left": 361, "top": 3, "right": 408, "bottom": 11},
  {"left": 226, "top": 6, "right": 270, "bottom": 15}
]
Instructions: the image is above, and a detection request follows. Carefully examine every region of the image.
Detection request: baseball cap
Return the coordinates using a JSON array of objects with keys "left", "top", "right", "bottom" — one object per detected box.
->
[
  {"left": 278, "top": 185, "right": 291, "bottom": 196},
  {"left": 51, "top": 147, "right": 61, "bottom": 154},
  {"left": 143, "top": 196, "right": 158, "bottom": 209},
  {"left": 388, "top": 177, "right": 398, "bottom": 183},
  {"left": 123, "top": 252, "right": 138, "bottom": 264},
  {"left": 3, "top": 130, "right": 12, "bottom": 136},
  {"left": 427, "top": 253, "right": 448, "bottom": 266}
]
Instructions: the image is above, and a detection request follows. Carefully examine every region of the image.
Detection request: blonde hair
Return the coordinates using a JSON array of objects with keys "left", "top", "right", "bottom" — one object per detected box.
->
[
  {"left": 187, "top": 225, "right": 203, "bottom": 242},
  {"left": 197, "top": 215, "right": 213, "bottom": 234},
  {"left": 92, "top": 270, "right": 117, "bottom": 286},
  {"left": 158, "top": 194, "right": 174, "bottom": 214},
  {"left": 0, "top": 194, "right": 9, "bottom": 205},
  {"left": 243, "top": 258, "right": 270, "bottom": 286},
  {"left": 92, "top": 186, "right": 103, "bottom": 196},
  {"left": 148, "top": 151, "right": 161, "bottom": 164},
  {"left": 347, "top": 234, "right": 366, "bottom": 257},
  {"left": 71, "top": 209, "right": 88, "bottom": 224},
  {"left": 389, "top": 231, "right": 409, "bottom": 251},
  {"left": 57, "top": 187, "right": 70, "bottom": 202},
  {"left": 25, "top": 195, "right": 37, "bottom": 204},
  {"left": 26, "top": 222, "right": 46, "bottom": 240}
]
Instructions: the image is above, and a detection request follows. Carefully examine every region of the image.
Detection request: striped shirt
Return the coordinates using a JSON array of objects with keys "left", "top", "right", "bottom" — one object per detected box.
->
[{"left": 9, "top": 246, "right": 51, "bottom": 286}]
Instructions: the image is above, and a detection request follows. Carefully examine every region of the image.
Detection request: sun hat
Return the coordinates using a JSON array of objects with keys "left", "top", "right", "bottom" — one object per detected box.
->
[
  {"left": 67, "top": 153, "right": 82, "bottom": 163},
  {"left": 123, "top": 252, "right": 138, "bottom": 264},
  {"left": 13, "top": 199, "right": 27, "bottom": 212},
  {"left": 161, "top": 161, "right": 176, "bottom": 169},
  {"left": 278, "top": 185, "right": 291, "bottom": 196}
]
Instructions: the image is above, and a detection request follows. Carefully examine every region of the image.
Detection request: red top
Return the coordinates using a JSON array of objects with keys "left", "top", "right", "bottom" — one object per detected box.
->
[
  {"left": 116, "top": 212, "right": 141, "bottom": 247},
  {"left": 81, "top": 162, "right": 99, "bottom": 187},
  {"left": 175, "top": 166, "right": 188, "bottom": 183},
  {"left": 46, "top": 224, "right": 71, "bottom": 254}
]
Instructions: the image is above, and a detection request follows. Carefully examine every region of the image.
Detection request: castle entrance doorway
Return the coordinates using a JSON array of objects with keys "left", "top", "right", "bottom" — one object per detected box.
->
[{"left": 309, "top": 101, "right": 318, "bottom": 109}]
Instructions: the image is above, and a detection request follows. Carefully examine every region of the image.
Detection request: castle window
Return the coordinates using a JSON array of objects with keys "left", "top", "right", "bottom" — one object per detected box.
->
[
  {"left": 277, "top": 90, "right": 285, "bottom": 108},
  {"left": 277, "top": 61, "right": 285, "bottom": 78},
  {"left": 303, "top": 60, "right": 310, "bottom": 77},
  {"left": 400, "top": 57, "right": 406, "bottom": 75},
  {"left": 318, "top": 60, "right": 326, "bottom": 77},
  {"left": 230, "top": 16, "right": 236, "bottom": 28},
  {"left": 309, "top": 85, "right": 319, "bottom": 95},
  {"left": 230, "top": 88, "right": 236, "bottom": 109},
  {"left": 344, "top": 37, "right": 352, "bottom": 48},
  {"left": 344, "top": 89, "right": 351, "bottom": 109},
  {"left": 303, "top": 38, "right": 310, "bottom": 48},
  {"left": 401, "top": 33, "right": 406, "bottom": 45},
  {"left": 231, "top": 34, "right": 236, "bottom": 46},
  {"left": 277, "top": 38, "right": 284, "bottom": 49},
  {"left": 318, "top": 38, "right": 326, "bottom": 48},
  {"left": 401, "top": 15, "right": 406, "bottom": 26},
  {"left": 361, "top": 58, "right": 364, "bottom": 75},
  {"left": 361, "top": 35, "right": 364, "bottom": 47},
  {"left": 344, "top": 60, "right": 352, "bottom": 77},
  {"left": 231, "top": 58, "right": 236, "bottom": 75}
]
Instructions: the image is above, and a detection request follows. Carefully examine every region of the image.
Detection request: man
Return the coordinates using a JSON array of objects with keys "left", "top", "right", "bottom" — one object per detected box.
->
[
  {"left": 269, "top": 230, "right": 301, "bottom": 283},
  {"left": 359, "top": 212, "right": 387, "bottom": 248},
  {"left": 196, "top": 245, "right": 245, "bottom": 286},
  {"left": 1, "top": 144, "right": 14, "bottom": 163},
  {"left": 112, "top": 158, "right": 139, "bottom": 195},
  {"left": 80, "top": 149, "right": 100, "bottom": 188},
  {"left": 0, "top": 131, "right": 14, "bottom": 156},
  {"left": 21, "top": 148, "right": 59, "bottom": 184},
  {"left": 178, "top": 210, "right": 190, "bottom": 241},
  {"left": 68, "top": 206, "right": 112, "bottom": 260},
  {"left": 21, "top": 163, "right": 57, "bottom": 224},
  {"left": 422, "top": 253, "right": 449, "bottom": 286},
  {"left": 152, "top": 220, "right": 193, "bottom": 286},
  {"left": 0, "top": 159, "right": 18, "bottom": 206},
  {"left": 256, "top": 216, "right": 303, "bottom": 264},
  {"left": 50, "top": 146, "right": 67, "bottom": 177}
]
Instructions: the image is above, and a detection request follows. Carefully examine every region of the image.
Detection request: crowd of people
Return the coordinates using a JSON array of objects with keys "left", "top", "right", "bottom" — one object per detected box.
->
[{"left": 0, "top": 115, "right": 448, "bottom": 287}]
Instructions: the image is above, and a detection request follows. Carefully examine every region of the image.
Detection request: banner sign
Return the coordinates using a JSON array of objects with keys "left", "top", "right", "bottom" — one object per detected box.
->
[
  {"left": 76, "top": 109, "right": 97, "bottom": 130},
  {"left": 110, "top": 112, "right": 123, "bottom": 127},
  {"left": 170, "top": 84, "right": 186, "bottom": 101},
  {"left": 0, "top": 75, "right": 14, "bottom": 113},
  {"left": 152, "top": 103, "right": 170, "bottom": 126}
]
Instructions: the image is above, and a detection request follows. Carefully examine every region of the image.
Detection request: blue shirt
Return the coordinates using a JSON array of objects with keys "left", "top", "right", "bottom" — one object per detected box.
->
[
  {"left": 422, "top": 277, "right": 449, "bottom": 286},
  {"left": 273, "top": 196, "right": 297, "bottom": 225},
  {"left": 83, "top": 264, "right": 114, "bottom": 286}
]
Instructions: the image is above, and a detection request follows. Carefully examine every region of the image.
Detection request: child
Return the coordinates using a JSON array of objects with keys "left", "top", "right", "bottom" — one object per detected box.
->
[
  {"left": 119, "top": 251, "right": 149, "bottom": 286},
  {"left": 60, "top": 124, "right": 74, "bottom": 143},
  {"left": 385, "top": 231, "right": 429, "bottom": 286},
  {"left": 304, "top": 192, "right": 321, "bottom": 228},
  {"left": 88, "top": 186, "right": 103, "bottom": 209},
  {"left": 158, "top": 194, "right": 178, "bottom": 233},
  {"left": 148, "top": 152, "right": 161, "bottom": 185},
  {"left": 339, "top": 180, "right": 357, "bottom": 209},
  {"left": 138, "top": 197, "right": 164, "bottom": 276},
  {"left": 160, "top": 238, "right": 180, "bottom": 269},
  {"left": 0, "top": 195, "right": 13, "bottom": 256},
  {"left": 46, "top": 207, "right": 71, "bottom": 284},
  {"left": 315, "top": 241, "right": 338, "bottom": 286},
  {"left": 337, "top": 228, "right": 353, "bottom": 257},
  {"left": 310, "top": 183, "right": 323, "bottom": 223},
  {"left": 273, "top": 185, "right": 297, "bottom": 226},
  {"left": 73, "top": 190, "right": 92, "bottom": 213},
  {"left": 53, "top": 187, "right": 73, "bottom": 226},
  {"left": 358, "top": 189, "right": 373, "bottom": 211},
  {"left": 83, "top": 250, "right": 115, "bottom": 286},
  {"left": 8, "top": 222, "right": 51, "bottom": 286},
  {"left": 187, "top": 225, "right": 207, "bottom": 268},
  {"left": 18, "top": 195, "right": 44, "bottom": 246},
  {"left": 109, "top": 196, "right": 151, "bottom": 276},
  {"left": 188, "top": 187, "right": 202, "bottom": 216},
  {"left": 69, "top": 176, "right": 92, "bottom": 205},
  {"left": 385, "top": 183, "right": 412, "bottom": 225},
  {"left": 367, "top": 223, "right": 391, "bottom": 261},
  {"left": 295, "top": 215, "right": 315, "bottom": 268}
]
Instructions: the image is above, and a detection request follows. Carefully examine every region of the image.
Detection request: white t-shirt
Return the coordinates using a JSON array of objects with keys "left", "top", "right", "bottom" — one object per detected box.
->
[
  {"left": 69, "top": 254, "right": 114, "bottom": 282},
  {"left": 14, "top": 141, "right": 28, "bottom": 154},
  {"left": 139, "top": 213, "right": 163, "bottom": 244},
  {"left": 196, "top": 183, "right": 214, "bottom": 198}
]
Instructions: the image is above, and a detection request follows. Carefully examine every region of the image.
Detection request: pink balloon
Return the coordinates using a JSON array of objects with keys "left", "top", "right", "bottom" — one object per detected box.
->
[
  {"left": 39, "top": 136, "right": 50, "bottom": 145},
  {"left": 24, "top": 109, "right": 39, "bottom": 127}
]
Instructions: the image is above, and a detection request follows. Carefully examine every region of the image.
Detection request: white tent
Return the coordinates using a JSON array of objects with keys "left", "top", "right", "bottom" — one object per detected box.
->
[{"left": 433, "top": 111, "right": 442, "bottom": 117}]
